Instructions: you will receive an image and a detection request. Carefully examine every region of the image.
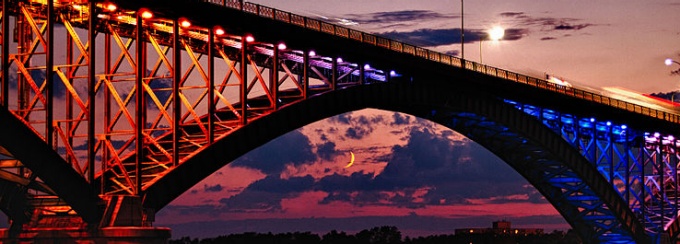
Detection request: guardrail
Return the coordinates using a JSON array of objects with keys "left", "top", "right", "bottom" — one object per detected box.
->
[{"left": 203, "top": 0, "right": 680, "bottom": 125}]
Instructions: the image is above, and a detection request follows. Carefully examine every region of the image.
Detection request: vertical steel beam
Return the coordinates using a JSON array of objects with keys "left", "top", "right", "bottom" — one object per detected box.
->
[
  {"left": 103, "top": 31, "right": 112, "bottom": 193},
  {"left": 208, "top": 29, "right": 214, "bottom": 144},
  {"left": 46, "top": 0, "right": 54, "bottom": 146},
  {"left": 87, "top": 1, "right": 96, "bottom": 183},
  {"left": 66, "top": 30, "right": 73, "bottom": 163},
  {"left": 302, "top": 50, "right": 308, "bottom": 99},
  {"left": 659, "top": 145, "right": 665, "bottom": 231},
  {"left": 331, "top": 57, "right": 337, "bottom": 91},
  {"left": 172, "top": 19, "right": 180, "bottom": 166},
  {"left": 1, "top": 0, "right": 8, "bottom": 107},
  {"left": 135, "top": 13, "right": 145, "bottom": 195},
  {"left": 271, "top": 45, "right": 278, "bottom": 110},
  {"left": 240, "top": 37, "right": 247, "bottom": 125},
  {"left": 359, "top": 63, "right": 364, "bottom": 85}
]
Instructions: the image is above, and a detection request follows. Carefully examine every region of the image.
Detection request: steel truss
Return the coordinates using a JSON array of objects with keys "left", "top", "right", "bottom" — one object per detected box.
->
[
  {"left": 508, "top": 100, "right": 680, "bottom": 242},
  {"left": 0, "top": 0, "right": 389, "bottom": 231}
]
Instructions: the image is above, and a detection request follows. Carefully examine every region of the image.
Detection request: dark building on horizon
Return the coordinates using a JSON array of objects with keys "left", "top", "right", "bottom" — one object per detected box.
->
[{"left": 454, "top": 220, "right": 544, "bottom": 236}]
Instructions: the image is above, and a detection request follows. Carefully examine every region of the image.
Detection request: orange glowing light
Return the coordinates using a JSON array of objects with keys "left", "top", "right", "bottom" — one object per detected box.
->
[
  {"left": 214, "top": 27, "right": 225, "bottom": 36},
  {"left": 103, "top": 2, "right": 117, "bottom": 11},
  {"left": 139, "top": 9, "right": 153, "bottom": 19},
  {"left": 179, "top": 18, "right": 191, "bottom": 28}
]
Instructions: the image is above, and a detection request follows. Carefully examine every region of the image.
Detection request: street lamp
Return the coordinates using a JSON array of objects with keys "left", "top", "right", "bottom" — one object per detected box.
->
[
  {"left": 666, "top": 58, "right": 680, "bottom": 102},
  {"left": 479, "top": 26, "right": 504, "bottom": 63},
  {"left": 460, "top": 0, "right": 464, "bottom": 60},
  {"left": 666, "top": 58, "right": 680, "bottom": 75}
]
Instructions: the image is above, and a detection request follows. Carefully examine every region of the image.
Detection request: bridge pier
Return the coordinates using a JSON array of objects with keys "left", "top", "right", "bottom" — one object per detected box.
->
[
  {"left": 0, "top": 196, "right": 170, "bottom": 243},
  {"left": 0, "top": 227, "right": 171, "bottom": 243}
]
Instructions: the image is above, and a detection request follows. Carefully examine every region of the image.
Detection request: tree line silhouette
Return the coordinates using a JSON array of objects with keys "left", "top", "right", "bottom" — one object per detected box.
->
[{"left": 169, "top": 226, "right": 583, "bottom": 244}]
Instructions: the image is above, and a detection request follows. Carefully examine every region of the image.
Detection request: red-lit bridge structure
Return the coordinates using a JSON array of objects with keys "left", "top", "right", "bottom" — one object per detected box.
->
[{"left": 1, "top": 0, "right": 680, "bottom": 243}]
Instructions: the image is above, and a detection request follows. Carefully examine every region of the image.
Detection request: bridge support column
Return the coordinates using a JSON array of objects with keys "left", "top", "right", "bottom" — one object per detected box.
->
[
  {"left": 0, "top": 227, "right": 170, "bottom": 243},
  {"left": 0, "top": 196, "right": 170, "bottom": 243}
]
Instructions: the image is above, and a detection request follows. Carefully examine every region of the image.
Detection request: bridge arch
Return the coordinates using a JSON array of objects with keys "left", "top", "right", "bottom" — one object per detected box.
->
[{"left": 143, "top": 79, "right": 648, "bottom": 243}]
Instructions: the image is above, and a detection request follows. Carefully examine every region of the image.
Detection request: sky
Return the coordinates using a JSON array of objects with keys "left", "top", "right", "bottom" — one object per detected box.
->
[
  {"left": 0, "top": 0, "right": 678, "bottom": 240},
  {"left": 153, "top": 0, "right": 680, "bottom": 239}
]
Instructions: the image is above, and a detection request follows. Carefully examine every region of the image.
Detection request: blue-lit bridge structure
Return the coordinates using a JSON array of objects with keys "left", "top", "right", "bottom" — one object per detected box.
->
[{"left": 1, "top": 0, "right": 680, "bottom": 243}]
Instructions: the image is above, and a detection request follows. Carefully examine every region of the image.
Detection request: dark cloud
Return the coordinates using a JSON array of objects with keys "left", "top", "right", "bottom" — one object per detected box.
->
[
  {"left": 231, "top": 130, "right": 317, "bottom": 174},
  {"left": 346, "top": 10, "right": 456, "bottom": 26},
  {"left": 217, "top": 175, "right": 315, "bottom": 213},
  {"left": 498, "top": 11, "right": 596, "bottom": 41},
  {"left": 554, "top": 23, "right": 592, "bottom": 30},
  {"left": 330, "top": 113, "right": 352, "bottom": 124},
  {"left": 391, "top": 112, "right": 412, "bottom": 126},
  {"left": 378, "top": 28, "right": 528, "bottom": 47},
  {"left": 204, "top": 184, "right": 223, "bottom": 193},
  {"left": 316, "top": 141, "right": 337, "bottom": 161},
  {"left": 146, "top": 76, "right": 173, "bottom": 109},
  {"left": 345, "top": 126, "right": 371, "bottom": 140},
  {"left": 221, "top": 119, "right": 533, "bottom": 212},
  {"left": 500, "top": 12, "right": 526, "bottom": 18}
]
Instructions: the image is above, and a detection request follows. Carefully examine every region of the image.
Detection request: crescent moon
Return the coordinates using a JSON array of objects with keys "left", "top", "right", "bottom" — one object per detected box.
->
[{"left": 344, "top": 152, "right": 355, "bottom": 168}]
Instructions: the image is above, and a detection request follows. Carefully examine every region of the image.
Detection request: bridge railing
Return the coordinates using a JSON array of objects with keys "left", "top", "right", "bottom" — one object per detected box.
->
[{"left": 204, "top": 0, "right": 680, "bottom": 125}]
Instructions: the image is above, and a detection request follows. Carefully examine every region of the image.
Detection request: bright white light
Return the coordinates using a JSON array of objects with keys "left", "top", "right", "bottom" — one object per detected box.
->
[
  {"left": 309, "top": 50, "right": 316, "bottom": 56},
  {"left": 666, "top": 58, "right": 674, "bottom": 66},
  {"left": 337, "top": 57, "right": 343, "bottom": 63},
  {"left": 214, "top": 27, "right": 225, "bottom": 36},
  {"left": 277, "top": 43, "right": 286, "bottom": 50},
  {"left": 390, "top": 70, "right": 396, "bottom": 76},
  {"left": 364, "top": 64, "right": 370, "bottom": 69},
  {"left": 488, "top": 26, "right": 505, "bottom": 41},
  {"left": 245, "top": 35, "right": 255, "bottom": 43}
]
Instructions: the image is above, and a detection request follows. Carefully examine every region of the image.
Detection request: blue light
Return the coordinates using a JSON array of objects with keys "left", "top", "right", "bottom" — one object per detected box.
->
[
  {"left": 621, "top": 125, "right": 627, "bottom": 130},
  {"left": 590, "top": 118, "right": 595, "bottom": 122},
  {"left": 579, "top": 119, "right": 593, "bottom": 128},
  {"left": 606, "top": 121, "right": 611, "bottom": 126},
  {"left": 390, "top": 70, "right": 396, "bottom": 76}
]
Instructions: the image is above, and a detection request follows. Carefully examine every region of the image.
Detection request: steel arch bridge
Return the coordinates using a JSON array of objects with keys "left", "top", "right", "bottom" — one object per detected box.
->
[{"left": 1, "top": 0, "right": 680, "bottom": 242}]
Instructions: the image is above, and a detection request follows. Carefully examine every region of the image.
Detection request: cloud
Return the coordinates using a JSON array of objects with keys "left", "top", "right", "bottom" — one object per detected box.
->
[
  {"left": 316, "top": 141, "right": 337, "bottom": 161},
  {"left": 219, "top": 114, "right": 533, "bottom": 213},
  {"left": 217, "top": 175, "right": 315, "bottom": 213},
  {"left": 391, "top": 112, "right": 412, "bottom": 126},
  {"left": 554, "top": 23, "right": 592, "bottom": 30},
  {"left": 231, "top": 130, "right": 317, "bottom": 174},
  {"left": 204, "top": 184, "right": 224, "bottom": 193},
  {"left": 497, "top": 11, "right": 596, "bottom": 40},
  {"left": 346, "top": 10, "right": 456, "bottom": 26},
  {"left": 377, "top": 28, "right": 528, "bottom": 47}
]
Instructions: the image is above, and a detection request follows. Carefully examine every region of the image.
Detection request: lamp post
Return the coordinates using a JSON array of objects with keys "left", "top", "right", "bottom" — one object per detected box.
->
[
  {"left": 461, "top": 0, "right": 464, "bottom": 60},
  {"left": 479, "top": 26, "right": 504, "bottom": 63},
  {"left": 667, "top": 58, "right": 680, "bottom": 103}
]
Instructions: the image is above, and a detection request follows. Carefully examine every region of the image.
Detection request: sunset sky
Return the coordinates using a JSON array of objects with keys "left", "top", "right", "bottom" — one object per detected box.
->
[
  {"left": 0, "top": 0, "right": 678, "bottom": 240},
  {"left": 154, "top": 0, "right": 680, "bottom": 239}
]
